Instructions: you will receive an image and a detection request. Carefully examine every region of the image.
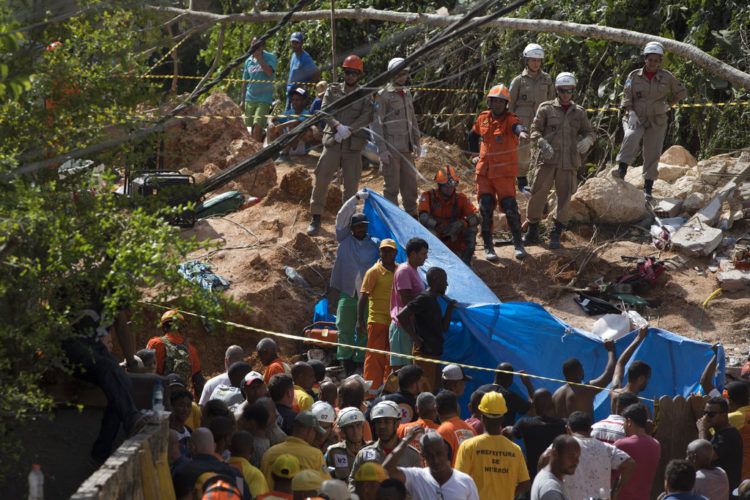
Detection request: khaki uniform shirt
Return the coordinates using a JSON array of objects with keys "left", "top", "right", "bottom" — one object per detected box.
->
[
  {"left": 509, "top": 69, "right": 556, "bottom": 127},
  {"left": 322, "top": 83, "right": 375, "bottom": 150},
  {"left": 348, "top": 439, "right": 422, "bottom": 484},
  {"left": 531, "top": 98, "right": 595, "bottom": 170},
  {"left": 325, "top": 441, "right": 363, "bottom": 481},
  {"left": 621, "top": 68, "right": 687, "bottom": 127},
  {"left": 372, "top": 83, "right": 421, "bottom": 153}
]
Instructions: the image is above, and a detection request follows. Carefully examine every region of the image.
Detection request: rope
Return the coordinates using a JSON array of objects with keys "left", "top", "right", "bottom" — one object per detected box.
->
[{"left": 139, "top": 301, "right": 655, "bottom": 402}]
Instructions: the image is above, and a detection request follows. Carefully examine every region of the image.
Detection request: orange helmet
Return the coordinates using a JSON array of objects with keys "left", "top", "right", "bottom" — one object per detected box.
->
[
  {"left": 46, "top": 41, "right": 63, "bottom": 52},
  {"left": 342, "top": 54, "right": 364, "bottom": 73},
  {"left": 487, "top": 84, "right": 510, "bottom": 101},
  {"left": 160, "top": 309, "right": 185, "bottom": 327},
  {"left": 435, "top": 166, "right": 459, "bottom": 186}
]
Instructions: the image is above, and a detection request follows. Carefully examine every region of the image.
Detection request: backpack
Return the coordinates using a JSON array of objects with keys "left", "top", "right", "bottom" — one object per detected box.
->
[{"left": 161, "top": 335, "right": 193, "bottom": 382}]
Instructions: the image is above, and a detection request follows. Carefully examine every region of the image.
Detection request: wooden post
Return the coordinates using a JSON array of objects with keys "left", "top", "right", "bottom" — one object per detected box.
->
[{"left": 330, "top": 0, "right": 336, "bottom": 81}]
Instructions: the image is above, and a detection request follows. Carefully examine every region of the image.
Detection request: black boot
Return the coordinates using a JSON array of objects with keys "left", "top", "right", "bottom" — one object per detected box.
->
[
  {"left": 644, "top": 179, "right": 654, "bottom": 201},
  {"left": 517, "top": 176, "right": 529, "bottom": 192},
  {"left": 500, "top": 197, "right": 527, "bottom": 260},
  {"left": 617, "top": 162, "right": 628, "bottom": 179},
  {"left": 548, "top": 221, "right": 566, "bottom": 249},
  {"left": 523, "top": 222, "right": 540, "bottom": 245},
  {"left": 460, "top": 229, "right": 477, "bottom": 265},
  {"left": 482, "top": 232, "right": 499, "bottom": 262},
  {"left": 306, "top": 214, "right": 321, "bottom": 235}
]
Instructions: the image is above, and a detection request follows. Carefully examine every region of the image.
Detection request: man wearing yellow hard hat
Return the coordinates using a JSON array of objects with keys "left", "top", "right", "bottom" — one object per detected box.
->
[{"left": 455, "top": 391, "right": 531, "bottom": 500}]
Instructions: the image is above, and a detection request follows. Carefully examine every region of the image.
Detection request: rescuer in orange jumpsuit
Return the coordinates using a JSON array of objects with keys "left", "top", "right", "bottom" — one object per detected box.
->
[
  {"left": 468, "top": 84, "right": 529, "bottom": 261},
  {"left": 418, "top": 166, "right": 479, "bottom": 265}
]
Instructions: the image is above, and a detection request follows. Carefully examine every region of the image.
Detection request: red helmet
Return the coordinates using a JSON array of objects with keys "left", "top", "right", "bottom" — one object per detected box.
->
[
  {"left": 342, "top": 55, "right": 364, "bottom": 73},
  {"left": 46, "top": 41, "right": 63, "bottom": 52},
  {"left": 435, "top": 166, "right": 459, "bottom": 186},
  {"left": 487, "top": 84, "right": 511, "bottom": 101}
]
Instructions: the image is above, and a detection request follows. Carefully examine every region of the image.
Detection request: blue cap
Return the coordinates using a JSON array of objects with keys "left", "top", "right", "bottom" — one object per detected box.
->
[{"left": 290, "top": 32, "right": 304, "bottom": 43}]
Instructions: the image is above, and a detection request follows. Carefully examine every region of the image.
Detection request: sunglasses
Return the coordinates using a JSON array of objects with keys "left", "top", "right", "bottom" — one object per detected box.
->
[
  {"left": 703, "top": 410, "right": 721, "bottom": 417},
  {"left": 557, "top": 88, "right": 575, "bottom": 94},
  {"left": 343, "top": 69, "right": 360, "bottom": 76}
]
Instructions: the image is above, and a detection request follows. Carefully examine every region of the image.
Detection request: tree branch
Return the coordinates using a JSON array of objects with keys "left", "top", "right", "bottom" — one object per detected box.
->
[{"left": 146, "top": 5, "right": 750, "bottom": 90}]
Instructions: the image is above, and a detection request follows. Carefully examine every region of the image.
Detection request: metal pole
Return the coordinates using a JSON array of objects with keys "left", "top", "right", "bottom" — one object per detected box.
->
[{"left": 330, "top": 0, "right": 337, "bottom": 81}]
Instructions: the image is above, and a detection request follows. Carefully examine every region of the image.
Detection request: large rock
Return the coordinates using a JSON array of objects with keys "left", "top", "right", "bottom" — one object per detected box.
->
[
  {"left": 567, "top": 198, "right": 591, "bottom": 223},
  {"left": 659, "top": 145, "right": 697, "bottom": 168},
  {"left": 717, "top": 269, "right": 750, "bottom": 292},
  {"left": 624, "top": 166, "right": 644, "bottom": 189},
  {"left": 652, "top": 179, "right": 674, "bottom": 198},
  {"left": 697, "top": 159, "right": 729, "bottom": 186},
  {"left": 570, "top": 177, "right": 648, "bottom": 223},
  {"left": 670, "top": 176, "right": 711, "bottom": 199},
  {"left": 683, "top": 192, "right": 707, "bottom": 213},
  {"left": 658, "top": 163, "right": 690, "bottom": 182},
  {"left": 671, "top": 216, "right": 723, "bottom": 256}
]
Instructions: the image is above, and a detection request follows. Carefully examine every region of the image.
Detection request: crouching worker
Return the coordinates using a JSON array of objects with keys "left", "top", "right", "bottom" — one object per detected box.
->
[
  {"left": 267, "top": 86, "right": 314, "bottom": 161},
  {"left": 469, "top": 84, "right": 529, "bottom": 262},
  {"left": 418, "top": 166, "right": 479, "bottom": 265}
]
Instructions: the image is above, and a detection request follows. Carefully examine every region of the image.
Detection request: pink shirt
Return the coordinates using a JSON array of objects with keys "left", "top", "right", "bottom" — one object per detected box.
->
[
  {"left": 614, "top": 434, "right": 661, "bottom": 500},
  {"left": 390, "top": 263, "right": 424, "bottom": 324}
]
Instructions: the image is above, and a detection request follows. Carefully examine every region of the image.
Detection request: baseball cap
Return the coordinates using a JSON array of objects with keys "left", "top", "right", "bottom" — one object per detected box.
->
[
  {"left": 288, "top": 86, "right": 307, "bottom": 98},
  {"left": 271, "top": 454, "right": 300, "bottom": 479},
  {"left": 345, "top": 373, "right": 373, "bottom": 392},
  {"left": 290, "top": 32, "right": 304, "bottom": 43},
  {"left": 478, "top": 391, "right": 507, "bottom": 418},
  {"left": 353, "top": 462, "right": 388, "bottom": 482},
  {"left": 243, "top": 371, "right": 263, "bottom": 386},
  {"left": 165, "top": 373, "right": 186, "bottom": 388},
  {"left": 350, "top": 213, "right": 368, "bottom": 226},
  {"left": 379, "top": 238, "right": 397, "bottom": 250},
  {"left": 291, "top": 469, "right": 324, "bottom": 492},
  {"left": 442, "top": 363, "right": 472, "bottom": 381},
  {"left": 295, "top": 411, "right": 326, "bottom": 434}
]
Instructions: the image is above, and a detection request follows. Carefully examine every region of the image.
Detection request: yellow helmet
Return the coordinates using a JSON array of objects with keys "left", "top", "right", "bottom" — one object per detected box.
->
[{"left": 160, "top": 309, "right": 184, "bottom": 328}]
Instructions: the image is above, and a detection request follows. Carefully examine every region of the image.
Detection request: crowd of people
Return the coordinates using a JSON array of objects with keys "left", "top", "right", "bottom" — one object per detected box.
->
[{"left": 61, "top": 32, "right": 750, "bottom": 500}]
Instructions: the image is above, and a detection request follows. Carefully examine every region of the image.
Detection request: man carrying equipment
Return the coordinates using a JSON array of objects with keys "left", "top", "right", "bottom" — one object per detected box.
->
[
  {"left": 468, "top": 84, "right": 529, "bottom": 261},
  {"left": 509, "top": 43, "right": 555, "bottom": 193},
  {"left": 524, "top": 72, "right": 595, "bottom": 250},
  {"left": 615, "top": 42, "right": 687, "bottom": 200},
  {"left": 418, "top": 166, "right": 479, "bottom": 265},
  {"left": 307, "top": 55, "right": 374, "bottom": 235}
]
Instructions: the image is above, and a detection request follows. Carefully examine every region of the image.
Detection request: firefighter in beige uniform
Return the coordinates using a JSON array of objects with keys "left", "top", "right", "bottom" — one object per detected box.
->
[
  {"left": 307, "top": 55, "right": 375, "bottom": 235},
  {"left": 372, "top": 57, "right": 421, "bottom": 216},
  {"left": 509, "top": 43, "right": 555, "bottom": 193},
  {"left": 615, "top": 41, "right": 687, "bottom": 199},
  {"left": 524, "top": 72, "right": 595, "bottom": 250}
]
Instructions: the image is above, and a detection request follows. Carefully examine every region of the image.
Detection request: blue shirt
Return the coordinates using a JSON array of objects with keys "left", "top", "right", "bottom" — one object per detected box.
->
[
  {"left": 329, "top": 196, "right": 379, "bottom": 297},
  {"left": 243, "top": 50, "right": 277, "bottom": 104},
  {"left": 287, "top": 50, "right": 318, "bottom": 91}
]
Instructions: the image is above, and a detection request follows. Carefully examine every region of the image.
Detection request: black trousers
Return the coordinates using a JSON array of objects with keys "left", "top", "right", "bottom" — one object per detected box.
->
[{"left": 63, "top": 337, "right": 139, "bottom": 462}]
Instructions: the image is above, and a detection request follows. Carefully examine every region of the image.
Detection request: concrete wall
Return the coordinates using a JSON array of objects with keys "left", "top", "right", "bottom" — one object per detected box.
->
[{"left": 71, "top": 413, "right": 170, "bottom": 500}]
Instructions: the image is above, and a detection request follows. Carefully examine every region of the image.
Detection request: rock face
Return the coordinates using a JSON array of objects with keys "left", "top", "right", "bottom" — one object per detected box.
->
[
  {"left": 162, "top": 91, "right": 276, "bottom": 197},
  {"left": 570, "top": 177, "right": 648, "bottom": 223}
]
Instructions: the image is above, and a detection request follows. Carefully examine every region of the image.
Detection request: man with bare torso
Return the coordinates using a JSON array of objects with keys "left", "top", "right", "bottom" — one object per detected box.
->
[{"left": 552, "top": 340, "right": 616, "bottom": 418}]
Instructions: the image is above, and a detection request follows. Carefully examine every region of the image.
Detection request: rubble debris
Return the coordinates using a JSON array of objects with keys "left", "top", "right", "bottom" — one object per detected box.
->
[
  {"left": 671, "top": 217, "right": 724, "bottom": 256},
  {"left": 717, "top": 269, "right": 750, "bottom": 292}
]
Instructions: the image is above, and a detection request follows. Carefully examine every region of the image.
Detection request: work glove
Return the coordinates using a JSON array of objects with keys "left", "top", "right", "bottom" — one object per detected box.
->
[
  {"left": 627, "top": 110, "right": 640, "bottom": 130},
  {"left": 418, "top": 212, "right": 438, "bottom": 230},
  {"left": 538, "top": 138, "right": 554, "bottom": 161},
  {"left": 413, "top": 144, "right": 422, "bottom": 157},
  {"left": 471, "top": 156, "right": 479, "bottom": 165},
  {"left": 445, "top": 220, "right": 465, "bottom": 241},
  {"left": 379, "top": 150, "right": 391, "bottom": 165},
  {"left": 335, "top": 124, "right": 352, "bottom": 140},
  {"left": 355, "top": 190, "right": 369, "bottom": 201},
  {"left": 577, "top": 136, "right": 595, "bottom": 154},
  {"left": 519, "top": 131, "right": 529, "bottom": 141}
]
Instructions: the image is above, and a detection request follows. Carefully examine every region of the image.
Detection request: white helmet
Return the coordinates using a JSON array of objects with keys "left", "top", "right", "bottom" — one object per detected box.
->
[
  {"left": 337, "top": 407, "right": 366, "bottom": 427},
  {"left": 371, "top": 400, "right": 401, "bottom": 420},
  {"left": 555, "top": 72, "right": 577, "bottom": 87},
  {"left": 311, "top": 401, "right": 336, "bottom": 424},
  {"left": 388, "top": 57, "right": 407, "bottom": 72},
  {"left": 643, "top": 42, "right": 664, "bottom": 56},
  {"left": 320, "top": 479, "right": 350, "bottom": 500},
  {"left": 523, "top": 43, "right": 544, "bottom": 59}
]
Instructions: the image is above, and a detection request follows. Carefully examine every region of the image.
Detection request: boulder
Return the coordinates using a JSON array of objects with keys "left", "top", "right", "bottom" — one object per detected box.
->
[
  {"left": 683, "top": 192, "right": 707, "bottom": 213},
  {"left": 670, "top": 176, "right": 709, "bottom": 199},
  {"left": 658, "top": 163, "right": 690, "bottom": 182},
  {"left": 624, "top": 166, "right": 644, "bottom": 189},
  {"left": 567, "top": 198, "right": 591, "bottom": 223},
  {"left": 671, "top": 217, "right": 723, "bottom": 256},
  {"left": 697, "top": 159, "right": 728, "bottom": 187},
  {"left": 653, "top": 198, "right": 683, "bottom": 218},
  {"left": 652, "top": 179, "right": 673, "bottom": 198},
  {"left": 570, "top": 177, "right": 648, "bottom": 223},
  {"left": 717, "top": 269, "right": 750, "bottom": 292},
  {"left": 659, "top": 145, "right": 697, "bottom": 168}
]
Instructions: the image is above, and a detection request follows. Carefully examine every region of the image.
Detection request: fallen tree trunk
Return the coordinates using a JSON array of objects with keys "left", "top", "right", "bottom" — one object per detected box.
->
[{"left": 148, "top": 5, "right": 750, "bottom": 91}]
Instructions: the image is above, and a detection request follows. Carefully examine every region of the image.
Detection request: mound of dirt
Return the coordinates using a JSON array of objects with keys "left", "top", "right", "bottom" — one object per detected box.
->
[{"left": 416, "top": 136, "right": 473, "bottom": 183}]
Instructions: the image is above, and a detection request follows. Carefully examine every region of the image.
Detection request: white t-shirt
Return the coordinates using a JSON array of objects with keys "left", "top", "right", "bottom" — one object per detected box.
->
[
  {"left": 400, "top": 466, "right": 479, "bottom": 500},
  {"left": 199, "top": 372, "right": 230, "bottom": 405},
  {"left": 562, "top": 435, "right": 631, "bottom": 500}
]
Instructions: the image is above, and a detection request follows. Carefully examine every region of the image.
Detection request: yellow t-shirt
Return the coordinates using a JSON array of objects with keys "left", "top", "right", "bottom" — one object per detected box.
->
[
  {"left": 454, "top": 433, "right": 530, "bottom": 500},
  {"left": 294, "top": 386, "right": 314, "bottom": 412},
  {"left": 729, "top": 405, "right": 750, "bottom": 430},
  {"left": 186, "top": 402, "right": 202, "bottom": 430},
  {"left": 260, "top": 437, "right": 331, "bottom": 490},
  {"left": 360, "top": 261, "right": 394, "bottom": 325},
  {"left": 228, "top": 456, "right": 270, "bottom": 498}
]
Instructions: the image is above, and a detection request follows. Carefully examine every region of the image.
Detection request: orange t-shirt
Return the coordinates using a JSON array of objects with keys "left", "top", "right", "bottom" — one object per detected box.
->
[
  {"left": 263, "top": 358, "right": 290, "bottom": 384},
  {"left": 471, "top": 109, "right": 521, "bottom": 178},
  {"left": 398, "top": 418, "right": 440, "bottom": 452},
  {"left": 437, "top": 416, "right": 477, "bottom": 465},
  {"left": 146, "top": 332, "right": 201, "bottom": 376}
]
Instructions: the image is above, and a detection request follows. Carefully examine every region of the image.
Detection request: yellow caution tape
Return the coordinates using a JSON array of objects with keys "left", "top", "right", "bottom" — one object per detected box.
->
[
  {"left": 140, "top": 301, "right": 655, "bottom": 402},
  {"left": 143, "top": 34, "right": 194, "bottom": 77}
]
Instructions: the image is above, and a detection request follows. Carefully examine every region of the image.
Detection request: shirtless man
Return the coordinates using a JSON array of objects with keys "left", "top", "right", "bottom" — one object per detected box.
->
[
  {"left": 552, "top": 340, "right": 616, "bottom": 418},
  {"left": 610, "top": 327, "right": 650, "bottom": 412}
]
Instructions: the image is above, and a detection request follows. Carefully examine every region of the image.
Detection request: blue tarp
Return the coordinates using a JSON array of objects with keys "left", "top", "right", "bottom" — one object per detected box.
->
[{"left": 361, "top": 189, "right": 724, "bottom": 420}]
